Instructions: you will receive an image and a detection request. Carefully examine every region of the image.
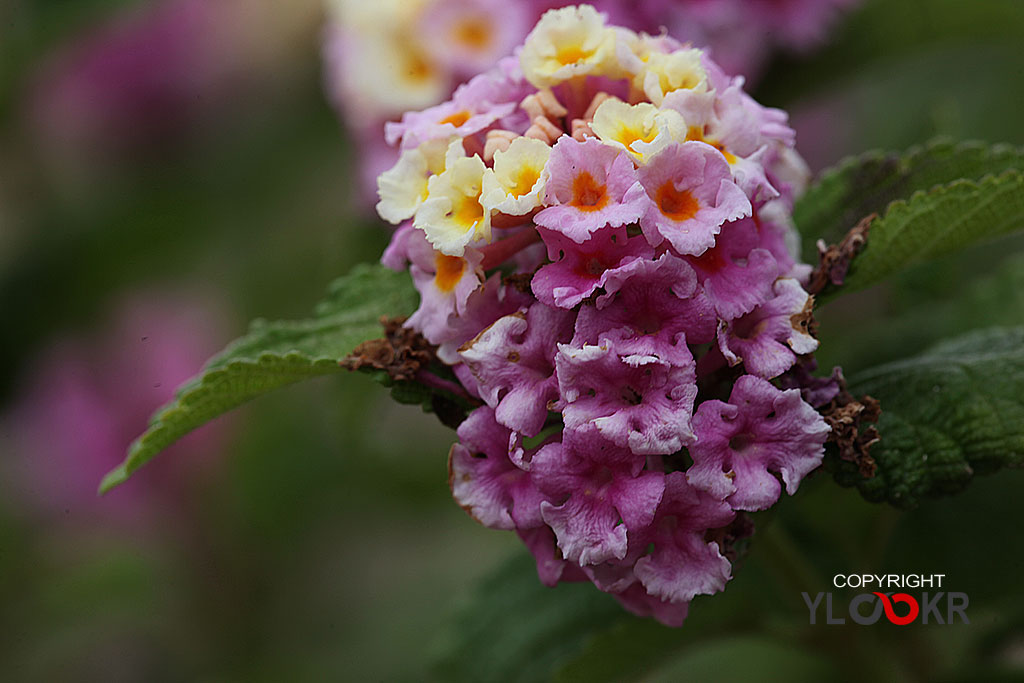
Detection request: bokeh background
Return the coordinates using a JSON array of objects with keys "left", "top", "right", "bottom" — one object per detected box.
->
[{"left": 1, "top": 0, "right": 1022, "bottom": 680}]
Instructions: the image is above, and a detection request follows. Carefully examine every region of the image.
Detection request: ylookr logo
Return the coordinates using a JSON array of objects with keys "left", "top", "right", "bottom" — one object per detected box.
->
[{"left": 803, "top": 574, "right": 970, "bottom": 626}]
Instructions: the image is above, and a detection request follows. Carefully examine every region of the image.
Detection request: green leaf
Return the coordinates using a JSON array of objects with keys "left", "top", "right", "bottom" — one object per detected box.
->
[
  {"left": 432, "top": 552, "right": 625, "bottom": 683},
  {"left": 99, "top": 264, "right": 417, "bottom": 493},
  {"left": 836, "top": 170, "right": 1024, "bottom": 297},
  {"left": 638, "top": 636, "right": 837, "bottom": 683},
  {"left": 815, "top": 251, "right": 1024, "bottom": 375},
  {"left": 435, "top": 547, "right": 780, "bottom": 683},
  {"left": 828, "top": 326, "right": 1024, "bottom": 508},
  {"left": 794, "top": 139, "right": 1024, "bottom": 259}
]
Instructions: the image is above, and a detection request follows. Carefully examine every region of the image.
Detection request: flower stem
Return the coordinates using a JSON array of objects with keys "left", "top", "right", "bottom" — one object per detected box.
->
[{"left": 480, "top": 228, "right": 542, "bottom": 270}]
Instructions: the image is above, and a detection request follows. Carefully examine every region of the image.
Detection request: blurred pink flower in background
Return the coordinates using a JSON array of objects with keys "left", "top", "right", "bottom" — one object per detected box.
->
[
  {"left": 323, "top": 0, "right": 859, "bottom": 207},
  {"left": 2, "top": 290, "right": 234, "bottom": 529},
  {"left": 29, "top": 0, "right": 237, "bottom": 161},
  {"left": 25, "top": 0, "right": 320, "bottom": 177}
]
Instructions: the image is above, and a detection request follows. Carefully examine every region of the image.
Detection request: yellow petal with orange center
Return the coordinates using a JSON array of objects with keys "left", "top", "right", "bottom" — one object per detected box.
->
[
  {"left": 404, "top": 50, "right": 434, "bottom": 84},
  {"left": 556, "top": 44, "right": 590, "bottom": 65},
  {"left": 453, "top": 195, "right": 485, "bottom": 229},
  {"left": 509, "top": 168, "right": 541, "bottom": 197},
  {"left": 619, "top": 124, "right": 658, "bottom": 148}
]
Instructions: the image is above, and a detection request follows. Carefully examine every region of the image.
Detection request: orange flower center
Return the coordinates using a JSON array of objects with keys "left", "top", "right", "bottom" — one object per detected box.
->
[
  {"left": 434, "top": 254, "right": 466, "bottom": 292},
  {"left": 655, "top": 182, "right": 700, "bottom": 222},
  {"left": 440, "top": 110, "right": 471, "bottom": 127},
  {"left": 405, "top": 52, "right": 433, "bottom": 83},
  {"left": 509, "top": 168, "right": 540, "bottom": 197},
  {"left": 556, "top": 45, "right": 590, "bottom": 65},
  {"left": 452, "top": 195, "right": 484, "bottom": 229},
  {"left": 570, "top": 171, "right": 609, "bottom": 212},
  {"left": 453, "top": 17, "right": 493, "bottom": 50},
  {"left": 620, "top": 125, "right": 657, "bottom": 150}
]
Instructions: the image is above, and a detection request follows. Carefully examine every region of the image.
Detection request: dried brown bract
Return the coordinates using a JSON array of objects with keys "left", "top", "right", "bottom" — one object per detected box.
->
[
  {"left": 790, "top": 294, "right": 819, "bottom": 339},
  {"left": 341, "top": 316, "right": 435, "bottom": 381},
  {"left": 806, "top": 213, "right": 876, "bottom": 296},
  {"left": 821, "top": 376, "right": 882, "bottom": 478}
]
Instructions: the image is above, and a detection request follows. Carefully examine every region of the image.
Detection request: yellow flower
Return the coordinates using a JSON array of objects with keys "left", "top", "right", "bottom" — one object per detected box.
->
[
  {"left": 326, "top": 0, "right": 446, "bottom": 120},
  {"left": 481, "top": 137, "right": 551, "bottom": 216},
  {"left": 414, "top": 141, "right": 491, "bottom": 255},
  {"left": 590, "top": 98, "right": 687, "bottom": 163},
  {"left": 376, "top": 137, "right": 456, "bottom": 224},
  {"left": 519, "top": 5, "right": 620, "bottom": 88},
  {"left": 614, "top": 29, "right": 664, "bottom": 75},
  {"left": 637, "top": 48, "right": 708, "bottom": 105}
]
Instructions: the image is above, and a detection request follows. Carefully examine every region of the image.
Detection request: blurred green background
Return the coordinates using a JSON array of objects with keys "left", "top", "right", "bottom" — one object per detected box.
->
[{"left": 0, "top": 0, "right": 1022, "bottom": 680}]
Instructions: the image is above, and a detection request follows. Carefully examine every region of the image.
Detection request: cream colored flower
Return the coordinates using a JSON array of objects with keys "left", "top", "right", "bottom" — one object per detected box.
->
[
  {"left": 481, "top": 137, "right": 552, "bottom": 216},
  {"left": 325, "top": 0, "right": 446, "bottom": 121},
  {"left": 519, "top": 5, "right": 620, "bottom": 88},
  {"left": 414, "top": 141, "right": 490, "bottom": 255},
  {"left": 590, "top": 99, "right": 687, "bottom": 163},
  {"left": 376, "top": 137, "right": 457, "bottom": 224},
  {"left": 614, "top": 29, "right": 666, "bottom": 76},
  {"left": 637, "top": 48, "right": 708, "bottom": 105}
]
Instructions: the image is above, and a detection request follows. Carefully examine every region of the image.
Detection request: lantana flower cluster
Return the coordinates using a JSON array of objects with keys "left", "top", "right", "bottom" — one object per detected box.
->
[
  {"left": 377, "top": 5, "right": 829, "bottom": 626},
  {"left": 324, "top": 0, "right": 858, "bottom": 206}
]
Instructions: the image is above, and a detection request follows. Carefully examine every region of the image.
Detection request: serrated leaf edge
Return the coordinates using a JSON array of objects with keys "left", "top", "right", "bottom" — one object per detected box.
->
[
  {"left": 99, "top": 350, "right": 344, "bottom": 493},
  {"left": 820, "top": 168, "right": 1024, "bottom": 301}
]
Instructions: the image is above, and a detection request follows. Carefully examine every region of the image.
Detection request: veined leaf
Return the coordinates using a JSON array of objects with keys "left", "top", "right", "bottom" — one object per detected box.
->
[
  {"left": 99, "top": 264, "right": 417, "bottom": 493},
  {"left": 828, "top": 327, "right": 1024, "bottom": 508},
  {"left": 795, "top": 139, "right": 1024, "bottom": 257},
  {"left": 833, "top": 170, "right": 1024, "bottom": 298}
]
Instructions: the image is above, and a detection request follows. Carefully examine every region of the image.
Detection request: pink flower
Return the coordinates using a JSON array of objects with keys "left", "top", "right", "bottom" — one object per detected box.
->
[
  {"left": 533, "top": 226, "right": 654, "bottom": 309},
  {"left": 556, "top": 334, "right": 698, "bottom": 456},
  {"left": 687, "top": 217, "right": 778, "bottom": 319},
  {"left": 459, "top": 303, "right": 575, "bottom": 436},
  {"left": 433, "top": 273, "right": 532, "bottom": 364},
  {"left": 405, "top": 228, "right": 485, "bottom": 344},
  {"left": 385, "top": 71, "right": 524, "bottom": 149},
  {"left": 418, "top": 0, "right": 532, "bottom": 75},
  {"left": 575, "top": 253, "right": 717, "bottom": 353},
  {"left": 2, "top": 291, "right": 232, "bottom": 526},
  {"left": 628, "top": 141, "right": 751, "bottom": 256},
  {"left": 752, "top": 202, "right": 808, "bottom": 279},
  {"left": 517, "top": 525, "right": 589, "bottom": 587},
  {"left": 448, "top": 407, "right": 548, "bottom": 530},
  {"left": 718, "top": 277, "right": 818, "bottom": 378},
  {"left": 688, "top": 375, "right": 830, "bottom": 511},
  {"left": 631, "top": 472, "right": 735, "bottom": 604},
  {"left": 533, "top": 441, "right": 665, "bottom": 565},
  {"left": 662, "top": 85, "right": 782, "bottom": 201},
  {"left": 372, "top": 4, "right": 839, "bottom": 626},
  {"left": 535, "top": 137, "right": 647, "bottom": 242}
]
